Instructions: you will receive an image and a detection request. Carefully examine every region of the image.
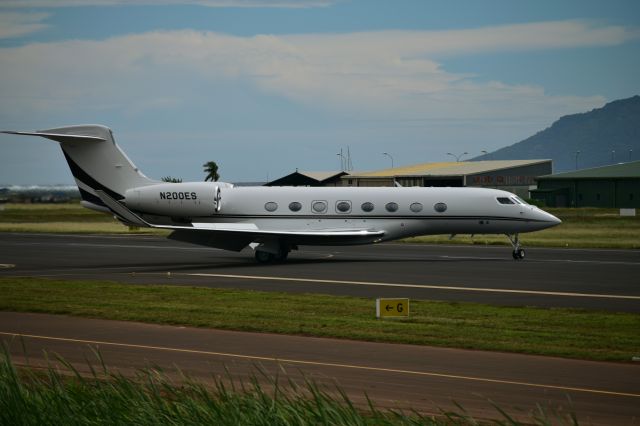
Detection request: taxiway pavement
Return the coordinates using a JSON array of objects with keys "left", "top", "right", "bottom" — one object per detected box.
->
[{"left": 1, "top": 232, "right": 639, "bottom": 312}]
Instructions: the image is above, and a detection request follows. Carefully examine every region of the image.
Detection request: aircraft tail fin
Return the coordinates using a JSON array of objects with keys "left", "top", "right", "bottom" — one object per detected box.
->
[{"left": 2, "top": 125, "right": 157, "bottom": 212}]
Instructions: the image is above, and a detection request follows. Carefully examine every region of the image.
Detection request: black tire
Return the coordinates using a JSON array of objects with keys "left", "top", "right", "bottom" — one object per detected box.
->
[
  {"left": 255, "top": 250, "right": 274, "bottom": 263},
  {"left": 517, "top": 248, "right": 525, "bottom": 259},
  {"left": 512, "top": 251, "right": 519, "bottom": 260},
  {"left": 274, "top": 250, "right": 289, "bottom": 262}
]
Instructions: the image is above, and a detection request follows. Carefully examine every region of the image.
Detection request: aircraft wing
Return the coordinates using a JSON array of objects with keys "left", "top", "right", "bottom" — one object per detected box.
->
[{"left": 95, "top": 190, "right": 384, "bottom": 251}]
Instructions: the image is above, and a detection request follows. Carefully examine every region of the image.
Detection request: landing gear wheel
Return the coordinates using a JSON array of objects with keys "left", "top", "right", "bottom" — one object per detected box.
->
[
  {"left": 274, "top": 250, "right": 289, "bottom": 262},
  {"left": 512, "top": 248, "right": 525, "bottom": 260},
  {"left": 505, "top": 233, "right": 526, "bottom": 261},
  {"left": 255, "top": 250, "right": 274, "bottom": 264}
]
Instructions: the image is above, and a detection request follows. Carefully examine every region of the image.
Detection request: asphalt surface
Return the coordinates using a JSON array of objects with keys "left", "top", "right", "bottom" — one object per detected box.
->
[
  {"left": 1, "top": 232, "right": 639, "bottom": 311},
  {"left": 1, "top": 233, "right": 639, "bottom": 423},
  {"left": 1, "top": 312, "right": 638, "bottom": 425}
]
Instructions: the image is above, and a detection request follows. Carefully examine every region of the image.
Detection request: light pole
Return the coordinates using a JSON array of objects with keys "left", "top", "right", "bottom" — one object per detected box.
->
[
  {"left": 629, "top": 149, "right": 633, "bottom": 162},
  {"left": 611, "top": 150, "right": 615, "bottom": 163},
  {"left": 447, "top": 152, "right": 468, "bottom": 162},
  {"left": 575, "top": 150, "right": 580, "bottom": 170},
  {"left": 382, "top": 152, "right": 394, "bottom": 168},
  {"left": 336, "top": 151, "right": 345, "bottom": 171}
]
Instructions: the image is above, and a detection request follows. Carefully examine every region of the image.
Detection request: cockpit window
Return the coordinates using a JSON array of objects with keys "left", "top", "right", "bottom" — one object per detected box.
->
[
  {"left": 497, "top": 197, "right": 515, "bottom": 205},
  {"left": 513, "top": 196, "right": 528, "bottom": 205}
]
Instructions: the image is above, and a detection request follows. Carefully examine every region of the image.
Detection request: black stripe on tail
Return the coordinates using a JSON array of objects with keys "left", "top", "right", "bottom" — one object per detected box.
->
[
  {"left": 61, "top": 149, "right": 125, "bottom": 201},
  {"left": 78, "top": 187, "right": 107, "bottom": 208}
]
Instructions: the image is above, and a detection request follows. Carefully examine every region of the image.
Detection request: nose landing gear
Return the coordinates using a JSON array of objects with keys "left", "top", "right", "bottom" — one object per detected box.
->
[{"left": 506, "top": 234, "right": 525, "bottom": 260}]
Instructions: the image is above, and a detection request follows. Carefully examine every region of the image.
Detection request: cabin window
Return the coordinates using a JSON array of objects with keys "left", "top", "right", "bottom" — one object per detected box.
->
[
  {"left": 264, "top": 202, "right": 278, "bottom": 212},
  {"left": 361, "top": 202, "right": 374, "bottom": 212},
  {"left": 434, "top": 202, "right": 447, "bottom": 213},
  {"left": 497, "top": 197, "right": 514, "bottom": 205},
  {"left": 410, "top": 202, "right": 423, "bottom": 213},
  {"left": 385, "top": 202, "right": 399, "bottom": 212},
  {"left": 289, "top": 202, "right": 302, "bottom": 212},
  {"left": 336, "top": 201, "right": 351, "bottom": 213},
  {"left": 312, "top": 200, "right": 328, "bottom": 213}
]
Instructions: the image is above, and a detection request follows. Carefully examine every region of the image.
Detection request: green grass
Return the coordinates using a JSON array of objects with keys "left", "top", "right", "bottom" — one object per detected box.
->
[
  {"left": 0, "top": 203, "right": 165, "bottom": 234},
  {"left": 0, "top": 350, "right": 577, "bottom": 426},
  {"left": 0, "top": 349, "right": 429, "bottom": 426},
  {"left": 1, "top": 203, "right": 638, "bottom": 248},
  {"left": 1, "top": 277, "right": 638, "bottom": 362}
]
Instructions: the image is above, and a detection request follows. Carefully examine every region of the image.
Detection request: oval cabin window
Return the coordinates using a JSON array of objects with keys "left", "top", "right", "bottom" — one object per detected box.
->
[
  {"left": 312, "top": 201, "right": 327, "bottom": 213},
  {"left": 336, "top": 201, "right": 351, "bottom": 213},
  {"left": 385, "top": 202, "right": 399, "bottom": 212},
  {"left": 410, "top": 202, "right": 423, "bottom": 213},
  {"left": 289, "top": 202, "right": 302, "bottom": 212},
  {"left": 434, "top": 202, "right": 447, "bottom": 213},
  {"left": 361, "top": 202, "right": 374, "bottom": 212},
  {"left": 264, "top": 202, "right": 278, "bottom": 212}
]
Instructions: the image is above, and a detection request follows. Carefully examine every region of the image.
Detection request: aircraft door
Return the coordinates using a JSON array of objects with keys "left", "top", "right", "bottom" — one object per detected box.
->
[{"left": 214, "top": 186, "right": 222, "bottom": 212}]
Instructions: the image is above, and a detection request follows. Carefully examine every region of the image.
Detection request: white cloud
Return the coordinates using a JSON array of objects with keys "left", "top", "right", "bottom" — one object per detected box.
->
[
  {"left": 0, "top": 0, "right": 333, "bottom": 8},
  {"left": 0, "top": 12, "right": 49, "bottom": 39},
  {"left": 288, "top": 20, "right": 639, "bottom": 56},
  {"left": 2, "top": 20, "right": 634, "bottom": 128}
]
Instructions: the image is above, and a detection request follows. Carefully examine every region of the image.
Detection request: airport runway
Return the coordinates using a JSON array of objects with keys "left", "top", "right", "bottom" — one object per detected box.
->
[
  {"left": 1, "top": 312, "right": 638, "bottom": 425},
  {"left": 1, "top": 232, "right": 639, "bottom": 311}
]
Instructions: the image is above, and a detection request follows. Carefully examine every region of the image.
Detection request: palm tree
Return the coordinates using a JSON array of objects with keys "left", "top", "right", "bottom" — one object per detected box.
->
[
  {"left": 203, "top": 161, "right": 220, "bottom": 182},
  {"left": 161, "top": 176, "right": 182, "bottom": 183}
]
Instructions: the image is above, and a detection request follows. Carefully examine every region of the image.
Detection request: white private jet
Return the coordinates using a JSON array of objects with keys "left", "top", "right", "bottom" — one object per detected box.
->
[{"left": 2, "top": 125, "right": 560, "bottom": 262}]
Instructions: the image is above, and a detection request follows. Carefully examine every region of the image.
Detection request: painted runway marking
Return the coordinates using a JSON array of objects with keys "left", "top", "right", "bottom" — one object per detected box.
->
[
  {"left": 187, "top": 273, "right": 640, "bottom": 300},
  {"left": 1, "top": 331, "right": 638, "bottom": 398},
  {"left": 15, "top": 242, "right": 216, "bottom": 251},
  {"left": 0, "top": 264, "right": 15, "bottom": 269},
  {"left": 439, "top": 256, "right": 640, "bottom": 266}
]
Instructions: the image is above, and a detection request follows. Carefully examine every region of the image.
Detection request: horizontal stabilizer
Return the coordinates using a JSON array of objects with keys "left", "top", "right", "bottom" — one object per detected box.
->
[{"left": 1, "top": 130, "right": 106, "bottom": 144}]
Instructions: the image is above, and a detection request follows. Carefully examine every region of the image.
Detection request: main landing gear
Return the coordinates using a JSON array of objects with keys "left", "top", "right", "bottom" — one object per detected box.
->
[
  {"left": 506, "top": 233, "right": 525, "bottom": 260},
  {"left": 254, "top": 241, "right": 292, "bottom": 264},
  {"left": 254, "top": 249, "right": 289, "bottom": 264}
]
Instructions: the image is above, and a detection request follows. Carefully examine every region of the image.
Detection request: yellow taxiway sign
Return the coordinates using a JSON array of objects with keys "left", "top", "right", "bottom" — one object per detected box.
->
[{"left": 376, "top": 298, "right": 409, "bottom": 318}]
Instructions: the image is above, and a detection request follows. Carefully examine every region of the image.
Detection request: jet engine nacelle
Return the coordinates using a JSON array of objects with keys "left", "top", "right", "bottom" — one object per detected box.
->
[{"left": 124, "top": 182, "right": 221, "bottom": 216}]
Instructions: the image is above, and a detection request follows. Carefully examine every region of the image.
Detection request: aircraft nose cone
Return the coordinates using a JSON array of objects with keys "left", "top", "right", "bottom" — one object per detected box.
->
[{"left": 543, "top": 210, "right": 562, "bottom": 227}]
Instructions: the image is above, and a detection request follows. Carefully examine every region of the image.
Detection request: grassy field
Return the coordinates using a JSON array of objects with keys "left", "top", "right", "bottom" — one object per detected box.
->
[
  {"left": 1, "top": 277, "right": 638, "bottom": 362},
  {"left": 1, "top": 203, "right": 638, "bottom": 248},
  {"left": 0, "top": 351, "right": 574, "bottom": 426},
  {"left": 0, "top": 203, "right": 166, "bottom": 234}
]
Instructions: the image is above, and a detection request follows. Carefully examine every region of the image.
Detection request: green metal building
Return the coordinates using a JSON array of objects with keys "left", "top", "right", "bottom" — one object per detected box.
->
[{"left": 531, "top": 161, "right": 640, "bottom": 208}]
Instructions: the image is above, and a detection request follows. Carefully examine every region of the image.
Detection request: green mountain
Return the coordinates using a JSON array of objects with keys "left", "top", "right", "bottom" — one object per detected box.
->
[{"left": 474, "top": 95, "right": 640, "bottom": 172}]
